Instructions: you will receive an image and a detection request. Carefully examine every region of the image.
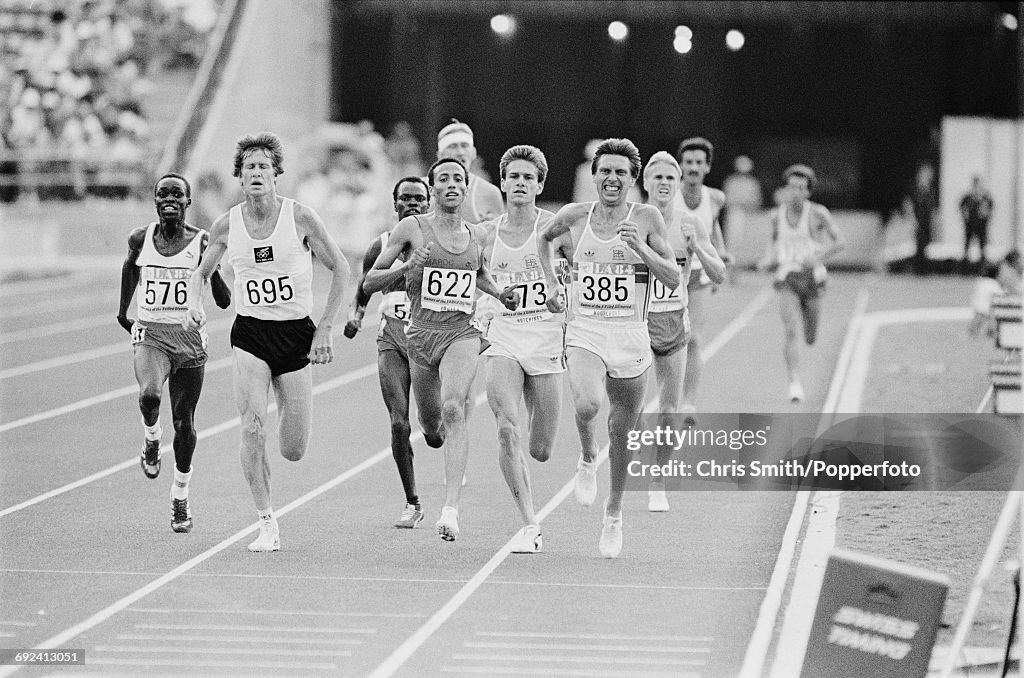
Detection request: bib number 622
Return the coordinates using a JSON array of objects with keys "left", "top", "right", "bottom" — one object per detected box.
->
[{"left": 246, "top": 275, "right": 294, "bottom": 306}]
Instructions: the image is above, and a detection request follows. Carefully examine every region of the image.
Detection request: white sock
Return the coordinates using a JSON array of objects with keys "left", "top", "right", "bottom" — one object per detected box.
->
[
  {"left": 170, "top": 467, "right": 192, "bottom": 501},
  {"left": 257, "top": 507, "right": 275, "bottom": 524},
  {"left": 143, "top": 420, "right": 162, "bottom": 441}
]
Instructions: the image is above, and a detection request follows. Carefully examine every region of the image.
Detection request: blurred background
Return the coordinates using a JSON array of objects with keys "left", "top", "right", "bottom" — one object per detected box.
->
[{"left": 0, "top": 0, "right": 1021, "bottom": 270}]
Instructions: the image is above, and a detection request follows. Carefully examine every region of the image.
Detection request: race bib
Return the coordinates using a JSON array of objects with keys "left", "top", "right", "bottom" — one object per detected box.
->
[
  {"left": 574, "top": 261, "right": 635, "bottom": 317},
  {"left": 138, "top": 267, "right": 191, "bottom": 314},
  {"left": 649, "top": 263, "right": 686, "bottom": 313},
  {"left": 242, "top": 274, "right": 295, "bottom": 307},
  {"left": 380, "top": 290, "right": 411, "bottom": 321},
  {"left": 421, "top": 266, "right": 476, "bottom": 314},
  {"left": 494, "top": 270, "right": 551, "bottom": 323}
]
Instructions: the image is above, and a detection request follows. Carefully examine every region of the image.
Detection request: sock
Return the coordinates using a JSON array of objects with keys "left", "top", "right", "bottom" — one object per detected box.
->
[
  {"left": 408, "top": 496, "right": 420, "bottom": 508},
  {"left": 143, "top": 420, "right": 162, "bottom": 441},
  {"left": 257, "top": 507, "right": 275, "bottom": 523},
  {"left": 170, "top": 467, "right": 192, "bottom": 501}
]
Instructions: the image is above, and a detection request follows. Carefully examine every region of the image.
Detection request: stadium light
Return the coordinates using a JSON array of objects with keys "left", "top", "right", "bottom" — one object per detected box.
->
[
  {"left": 726, "top": 29, "right": 745, "bottom": 51},
  {"left": 608, "top": 21, "right": 628, "bottom": 41},
  {"left": 1002, "top": 13, "right": 1018, "bottom": 31},
  {"left": 491, "top": 14, "right": 516, "bottom": 36},
  {"left": 673, "top": 35, "right": 692, "bottom": 54},
  {"left": 675, "top": 25, "right": 692, "bottom": 39}
]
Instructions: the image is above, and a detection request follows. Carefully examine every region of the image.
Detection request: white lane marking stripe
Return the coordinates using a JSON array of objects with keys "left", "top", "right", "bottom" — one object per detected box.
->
[
  {"left": 474, "top": 631, "right": 712, "bottom": 642},
  {"left": 0, "top": 315, "right": 112, "bottom": 344},
  {"left": 0, "top": 363, "right": 376, "bottom": 518},
  {"left": 0, "top": 294, "right": 117, "bottom": 319},
  {"left": 86, "top": 658, "right": 339, "bottom": 669},
  {"left": 93, "top": 645, "right": 353, "bottom": 656},
  {"left": 463, "top": 642, "right": 711, "bottom": 653},
  {"left": 0, "top": 389, "right": 491, "bottom": 677},
  {"left": 452, "top": 653, "right": 704, "bottom": 666},
  {"left": 0, "top": 318, "right": 234, "bottom": 381},
  {"left": 134, "top": 623, "right": 375, "bottom": 633},
  {"left": 440, "top": 667, "right": 695, "bottom": 677},
  {"left": 0, "top": 274, "right": 98, "bottom": 298},
  {"left": 368, "top": 289, "right": 769, "bottom": 678}
]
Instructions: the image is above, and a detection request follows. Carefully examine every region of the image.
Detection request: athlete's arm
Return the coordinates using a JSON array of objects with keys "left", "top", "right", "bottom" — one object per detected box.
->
[
  {"left": 296, "top": 202, "right": 350, "bottom": 365},
  {"left": 473, "top": 224, "right": 518, "bottom": 310},
  {"left": 756, "top": 210, "right": 780, "bottom": 272},
  {"left": 344, "top": 236, "right": 383, "bottom": 338},
  {"left": 184, "top": 212, "right": 229, "bottom": 329},
  {"left": 116, "top": 227, "right": 146, "bottom": 333},
  {"left": 364, "top": 216, "right": 426, "bottom": 294},
  {"left": 813, "top": 204, "right": 845, "bottom": 263},
  {"left": 619, "top": 204, "right": 680, "bottom": 290},
  {"left": 709, "top": 189, "right": 732, "bottom": 266},
  {"left": 538, "top": 204, "right": 583, "bottom": 311},
  {"left": 686, "top": 216, "right": 726, "bottom": 285},
  {"left": 199, "top": 230, "right": 232, "bottom": 309}
]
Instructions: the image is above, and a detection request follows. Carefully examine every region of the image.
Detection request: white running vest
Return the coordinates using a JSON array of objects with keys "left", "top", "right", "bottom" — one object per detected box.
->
[
  {"left": 674, "top": 185, "right": 714, "bottom": 273},
  {"left": 136, "top": 223, "right": 204, "bottom": 324},
  {"left": 487, "top": 212, "right": 562, "bottom": 325},
  {"left": 570, "top": 202, "right": 651, "bottom": 324},
  {"left": 648, "top": 210, "right": 692, "bottom": 314},
  {"left": 775, "top": 201, "right": 825, "bottom": 281},
  {"left": 376, "top": 231, "right": 411, "bottom": 321},
  {"left": 228, "top": 198, "right": 313, "bottom": 320}
]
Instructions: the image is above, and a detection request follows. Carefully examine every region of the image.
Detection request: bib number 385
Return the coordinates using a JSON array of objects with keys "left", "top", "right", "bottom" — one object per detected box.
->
[{"left": 245, "top": 275, "right": 294, "bottom": 306}]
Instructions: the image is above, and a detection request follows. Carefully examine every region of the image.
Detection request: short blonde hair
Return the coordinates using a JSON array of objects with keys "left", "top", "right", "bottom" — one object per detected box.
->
[{"left": 643, "top": 151, "right": 681, "bottom": 179}]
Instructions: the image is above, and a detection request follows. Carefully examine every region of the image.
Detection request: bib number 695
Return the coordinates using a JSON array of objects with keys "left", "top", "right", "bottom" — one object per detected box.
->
[{"left": 246, "top": 275, "right": 294, "bottom": 306}]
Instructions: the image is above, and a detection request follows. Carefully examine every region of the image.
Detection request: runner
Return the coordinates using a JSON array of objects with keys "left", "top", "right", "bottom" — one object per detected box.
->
[
  {"left": 479, "top": 145, "right": 563, "bottom": 553},
  {"left": 364, "top": 156, "right": 518, "bottom": 542},
  {"left": 344, "top": 176, "right": 430, "bottom": 528},
  {"left": 117, "top": 173, "right": 231, "bottom": 533},
  {"left": 539, "top": 138, "right": 680, "bottom": 558},
  {"left": 436, "top": 118, "right": 504, "bottom": 224},
  {"left": 642, "top": 151, "right": 724, "bottom": 512}
]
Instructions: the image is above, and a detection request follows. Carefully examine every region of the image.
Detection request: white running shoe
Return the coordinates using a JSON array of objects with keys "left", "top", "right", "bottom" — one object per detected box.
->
[
  {"left": 574, "top": 455, "right": 597, "bottom": 506},
  {"left": 648, "top": 485, "right": 670, "bottom": 513},
  {"left": 437, "top": 506, "right": 459, "bottom": 542},
  {"left": 248, "top": 518, "right": 280, "bottom": 552},
  {"left": 394, "top": 503, "right": 424, "bottom": 529},
  {"left": 599, "top": 504, "right": 623, "bottom": 558},
  {"left": 788, "top": 381, "right": 805, "bottom": 404},
  {"left": 510, "top": 524, "right": 543, "bottom": 554}
]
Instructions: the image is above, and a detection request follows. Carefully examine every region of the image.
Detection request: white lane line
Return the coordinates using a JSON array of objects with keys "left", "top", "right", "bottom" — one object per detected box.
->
[
  {"left": 114, "top": 633, "right": 362, "bottom": 645},
  {"left": 0, "top": 390, "right": 491, "bottom": 678},
  {"left": 134, "top": 623, "right": 375, "bottom": 634},
  {"left": 0, "top": 314, "right": 113, "bottom": 344},
  {"left": 0, "top": 362, "right": 377, "bottom": 518},
  {"left": 368, "top": 289, "right": 770, "bottom": 678},
  {"left": 0, "top": 317, "right": 234, "bottom": 381},
  {"left": 87, "top": 657, "right": 338, "bottom": 669},
  {"left": 738, "top": 287, "right": 870, "bottom": 678},
  {"left": 766, "top": 304, "right": 974, "bottom": 678},
  {"left": 474, "top": 632, "right": 712, "bottom": 642},
  {"left": 463, "top": 642, "right": 710, "bottom": 654},
  {"left": 0, "top": 273, "right": 99, "bottom": 298},
  {"left": 0, "top": 621, "right": 36, "bottom": 627},
  {"left": 94, "top": 645, "right": 353, "bottom": 657},
  {"left": 440, "top": 667, "right": 695, "bottom": 677},
  {"left": 452, "top": 654, "right": 705, "bottom": 666},
  {"left": 126, "top": 607, "right": 426, "bottom": 618}
]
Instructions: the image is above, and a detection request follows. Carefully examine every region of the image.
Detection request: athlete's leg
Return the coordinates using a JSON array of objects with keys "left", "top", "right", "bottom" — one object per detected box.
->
[
  {"left": 485, "top": 356, "right": 535, "bottom": 526},
  {"left": 379, "top": 349, "right": 416, "bottom": 505},
  {"left": 566, "top": 346, "right": 606, "bottom": 464},
  {"left": 410, "top": 360, "right": 443, "bottom": 447},
  {"left": 167, "top": 365, "right": 204, "bottom": 474},
  {"left": 605, "top": 372, "right": 648, "bottom": 515},
  {"left": 800, "top": 293, "right": 821, "bottom": 346},
  {"left": 778, "top": 289, "right": 803, "bottom": 386},
  {"left": 652, "top": 348, "right": 686, "bottom": 467},
  {"left": 682, "top": 284, "right": 710, "bottom": 410},
  {"left": 135, "top": 345, "right": 171, "bottom": 428},
  {"left": 233, "top": 349, "right": 274, "bottom": 512},
  {"left": 437, "top": 337, "right": 481, "bottom": 511},
  {"left": 271, "top": 365, "right": 313, "bottom": 462},
  {"left": 522, "top": 372, "right": 562, "bottom": 463}
]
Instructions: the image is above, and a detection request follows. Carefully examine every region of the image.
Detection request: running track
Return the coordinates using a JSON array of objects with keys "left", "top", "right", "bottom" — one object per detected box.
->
[{"left": 0, "top": 266, "right": 981, "bottom": 677}]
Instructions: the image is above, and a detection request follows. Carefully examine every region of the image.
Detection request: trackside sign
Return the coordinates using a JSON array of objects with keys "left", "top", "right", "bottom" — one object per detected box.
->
[{"left": 801, "top": 548, "right": 949, "bottom": 677}]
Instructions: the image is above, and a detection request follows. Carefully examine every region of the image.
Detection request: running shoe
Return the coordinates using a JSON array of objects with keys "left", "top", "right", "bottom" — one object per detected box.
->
[
  {"left": 648, "top": 482, "right": 670, "bottom": 512},
  {"left": 140, "top": 439, "right": 161, "bottom": 479},
  {"left": 599, "top": 504, "right": 623, "bottom": 558},
  {"left": 574, "top": 455, "right": 597, "bottom": 506},
  {"left": 171, "top": 497, "right": 193, "bottom": 533},
  {"left": 248, "top": 517, "right": 280, "bottom": 552},
  {"left": 510, "top": 524, "right": 543, "bottom": 554},
  {"left": 788, "top": 381, "right": 805, "bottom": 404},
  {"left": 436, "top": 506, "right": 459, "bottom": 542},
  {"left": 394, "top": 503, "right": 424, "bottom": 529}
]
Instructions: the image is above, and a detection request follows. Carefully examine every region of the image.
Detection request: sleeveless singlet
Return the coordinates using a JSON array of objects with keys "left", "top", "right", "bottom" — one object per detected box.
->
[
  {"left": 775, "top": 201, "right": 825, "bottom": 282},
  {"left": 674, "top": 185, "right": 715, "bottom": 273},
  {"left": 648, "top": 210, "right": 692, "bottom": 314},
  {"left": 136, "top": 222, "right": 204, "bottom": 324},
  {"left": 405, "top": 216, "right": 482, "bottom": 329},
  {"left": 487, "top": 212, "right": 563, "bottom": 326},
  {"left": 376, "top": 231, "right": 412, "bottom": 321}
]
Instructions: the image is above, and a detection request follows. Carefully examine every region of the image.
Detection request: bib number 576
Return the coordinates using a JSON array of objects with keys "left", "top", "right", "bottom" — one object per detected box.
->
[{"left": 246, "top": 276, "right": 294, "bottom": 306}]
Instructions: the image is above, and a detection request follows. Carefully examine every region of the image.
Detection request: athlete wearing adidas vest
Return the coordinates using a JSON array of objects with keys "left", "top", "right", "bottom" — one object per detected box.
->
[
  {"left": 364, "top": 157, "right": 518, "bottom": 543},
  {"left": 117, "top": 173, "right": 231, "bottom": 534},
  {"left": 757, "top": 163, "right": 844, "bottom": 405},
  {"left": 673, "top": 137, "right": 730, "bottom": 423},
  {"left": 478, "top": 145, "right": 565, "bottom": 555},
  {"left": 641, "top": 151, "right": 725, "bottom": 514},
  {"left": 538, "top": 138, "right": 679, "bottom": 559},
  {"left": 344, "top": 176, "right": 430, "bottom": 530},
  {"left": 185, "top": 132, "right": 351, "bottom": 554}
]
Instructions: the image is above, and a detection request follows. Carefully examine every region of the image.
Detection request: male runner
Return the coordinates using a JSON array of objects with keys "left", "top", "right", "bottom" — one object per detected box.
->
[
  {"left": 539, "top": 138, "right": 680, "bottom": 558},
  {"left": 117, "top": 173, "right": 231, "bottom": 532},
  {"left": 642, "top": 152, "right": 724, "bottom": 512},
  {"left": 436, "top": 118, "right": 504, "bottom": 224},
  {"left": 364, "top": 157, "right": 518, "bottom": 542},
  {"left": 185, "top": 132, "right": 351, "bottom": 552},
  {"left": 344, "top": 176, "right": 430, "bottom": 528},
  {"left": 758, "top": 164, "right": 844, "bottom": 402},
  {"left": 479, "top": 145, "right": 563, "bottom": 553}
]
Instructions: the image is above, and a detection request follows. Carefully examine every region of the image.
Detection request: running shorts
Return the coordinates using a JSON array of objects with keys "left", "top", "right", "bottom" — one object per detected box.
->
[
  {"left": 483, "top": 317, "right": 566, "bottom": 376},
  {"left": 230, "top": 313, "right": 316, "bottom": 376},
  {"left": 773, "top": 267, "right": 825, "bottom": 299},
  {"left": 647, "top": 307, "right": 691, "bottom": 357},
  {"left": 131, "top": 321, "right": 207, "bottom": 372},
  {"left": 565, "top": 319, "right": 652, "bottom": 379},
  {"left": 377, "top": 314, "right": 409, "bottom": 358},
  {"left": 405, "top": 321, "right": 481, "bottom": 368}
]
